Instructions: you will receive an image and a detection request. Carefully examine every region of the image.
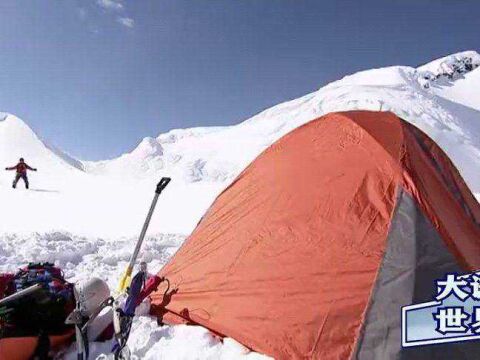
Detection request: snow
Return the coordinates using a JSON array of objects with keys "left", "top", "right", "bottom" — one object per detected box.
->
[
  {"left": 430, "top": 67, "right": 480, "bottom": 112},
  {"left": 1, "top": 50, "right": 480, "bottom": 359},
  {"left": 0, "top": 114, "right": 83, "bottom": 176},
  {"left": 62, "top": 321, "right": 269, "bottom": 360},
  {"left": 417, "top": 50, "right": 480, "bottom": 79},
  {"left": 113, "top": 322, "right": 267, "bottom": 360},
  {"left": 78, "top": 51, "right": 480, "bottom": 194}
]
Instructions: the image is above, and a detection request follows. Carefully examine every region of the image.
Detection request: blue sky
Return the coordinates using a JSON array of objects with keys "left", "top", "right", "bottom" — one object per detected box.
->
[{"left": 0, "top": 1, "right": 478, "bottom": 160}]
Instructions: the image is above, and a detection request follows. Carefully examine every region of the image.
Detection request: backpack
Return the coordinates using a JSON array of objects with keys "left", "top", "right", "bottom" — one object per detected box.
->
[{"left": 0, "top": 262, "right": 75, "bottom": 339}]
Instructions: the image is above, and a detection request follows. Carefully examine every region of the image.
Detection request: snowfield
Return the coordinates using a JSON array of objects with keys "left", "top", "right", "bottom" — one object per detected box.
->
[{"left": 1, "top": 50, "right": 480, "bottom": 359}]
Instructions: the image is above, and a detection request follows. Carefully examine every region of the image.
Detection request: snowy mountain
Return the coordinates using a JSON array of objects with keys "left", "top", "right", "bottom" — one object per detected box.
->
[
  {"left": 433, "top": 66, "right": 480, "bottom": 112},
  {"left": 4, "top": 50, "right": 480, "bottom": 193},
  {"left": 79, "top": 51, "right": 480, "bottom": 195},
  {"left": 0, "top": 114, "right": 84, "bottom": 175},
  {"left": 1, "top": 50, "right": 480, "bottom": 359},
  {"left": 417, "top": 50, "right": 480, "bottom": 86},
  {"left": 0, "top": 115, "right": 223, "bottom": 238}
]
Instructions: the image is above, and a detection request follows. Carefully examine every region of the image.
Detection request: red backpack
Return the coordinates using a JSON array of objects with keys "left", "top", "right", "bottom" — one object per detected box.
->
[{"left": 0, "top": 262, "right": 75, "bottom": 338}]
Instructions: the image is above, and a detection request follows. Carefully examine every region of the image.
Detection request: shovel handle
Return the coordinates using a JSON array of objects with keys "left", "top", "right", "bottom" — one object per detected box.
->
[{"left": 156, "top": 177, "right": 171, "bottom": 194}]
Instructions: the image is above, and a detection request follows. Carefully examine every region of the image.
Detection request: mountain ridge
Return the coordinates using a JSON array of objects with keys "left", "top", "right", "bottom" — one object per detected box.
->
[
  {"left": 85, "top": 49, "right": 480, "bottom": 184},
  {"left": 2, "top": 50, "right": 480, "bottom": 188}
]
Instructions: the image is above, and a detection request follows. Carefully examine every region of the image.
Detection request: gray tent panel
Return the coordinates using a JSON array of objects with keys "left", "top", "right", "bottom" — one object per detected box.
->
[{"left": 354, "top": 190, "right": 479, "bottom": 360}]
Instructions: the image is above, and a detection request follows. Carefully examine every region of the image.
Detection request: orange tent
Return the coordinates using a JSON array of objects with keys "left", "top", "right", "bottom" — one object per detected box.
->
[{"left": 150, "top": 111, "right": 480, "bottom": 359}]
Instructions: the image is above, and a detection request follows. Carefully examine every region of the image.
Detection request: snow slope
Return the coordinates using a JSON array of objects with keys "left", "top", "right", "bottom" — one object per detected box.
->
[
  {"left": 417, "top": 50, "right": 480, "bottom": 78},
  {"left": 0, "top": 114, "right": 222, "bottom": 237},
  {"left": 0, "top": 114, "right": 84, "bottom": 179},
  {"left": 415, "top": 50, "right": 480, "bottom": 111},
  {"left": 82, "top": 51, "right": 480, "bottom": 196},
  {"left": 430, "top": 67, "right": 480, "bottom": 112},
  {"left": 1, "top": 50, "right": 480, "bottom": 359}
]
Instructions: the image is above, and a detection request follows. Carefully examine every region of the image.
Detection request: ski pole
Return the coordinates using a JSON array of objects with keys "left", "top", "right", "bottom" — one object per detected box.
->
[
  {"left": 117, "top": 177, "right": 171, "bottom": 293},
  {"left": 0, "top": 283, "right": 42, "bottom": 306}
]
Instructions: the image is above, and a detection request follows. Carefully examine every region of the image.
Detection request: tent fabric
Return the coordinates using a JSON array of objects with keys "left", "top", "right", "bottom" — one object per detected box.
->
[
  {"left": 150, "top": 111, "right": 480, "bottom": 359},
  {"left": 353, "top": 190, "right": 464, "bottom": 360}
]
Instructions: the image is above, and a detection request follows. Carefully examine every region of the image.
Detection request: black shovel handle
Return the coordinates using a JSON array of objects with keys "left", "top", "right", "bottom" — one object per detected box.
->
[{"left": 156, "top": 177, "right": 171, "bottom": 194}]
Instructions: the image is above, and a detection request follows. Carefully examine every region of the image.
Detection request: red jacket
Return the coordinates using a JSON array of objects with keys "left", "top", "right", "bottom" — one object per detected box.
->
[{"left": 6, "top": 162, "right": 35, "bottom": 174}]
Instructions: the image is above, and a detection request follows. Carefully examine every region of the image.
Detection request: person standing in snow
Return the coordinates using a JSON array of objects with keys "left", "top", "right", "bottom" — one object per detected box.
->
[{"left": 5, "top": 158, "right": 37, "bottom": 189}]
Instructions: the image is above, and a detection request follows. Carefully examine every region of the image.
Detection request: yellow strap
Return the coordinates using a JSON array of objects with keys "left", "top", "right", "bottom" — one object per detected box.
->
[{"left": 117, "top": 267, "right": 133, "bottom": 294}]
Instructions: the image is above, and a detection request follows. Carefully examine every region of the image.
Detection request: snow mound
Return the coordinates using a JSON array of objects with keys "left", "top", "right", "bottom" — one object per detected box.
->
[
  {"left": 0, "top": 232, "right": 184, "bottom": 282},
  {"left": 413, "top": 51, "right": 480, "bottom": 112},
  {"left": 0, "top": 114, "right": 84, "bottom": 173},
  {"left": 119, "top": 321, "right": 268, "bottom": 360},
  {"left": 63, "top": 319, "right": 269, "bottom": 360},
  {"left": 417, "top": 50, "right": 480, "bottom": 84},
  {"left": 331, "top": 66, "right": 414, "bottom": 87},
  {"left": 85, "top": 137, "right": 165, "bottom": 178},
  {"left": 0, "top": 114, "right": 86, "bottom": 193},
  {"left": 427, "top": 66, "right": 480, "bottom": 112},
  {"left": 83, "top": 51, "right": 480, "bottom": 195}
]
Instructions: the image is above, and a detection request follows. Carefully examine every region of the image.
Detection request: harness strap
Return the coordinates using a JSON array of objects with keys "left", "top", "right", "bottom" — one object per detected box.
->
[{"left": 33, "top": 330, "right": 51, "bottom": 360}]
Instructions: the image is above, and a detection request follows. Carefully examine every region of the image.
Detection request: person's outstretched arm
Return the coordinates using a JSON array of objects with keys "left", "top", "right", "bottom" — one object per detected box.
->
[
  {"left": 25, "top": 164, "right": 37, "bottom": 171},
  {"left": 5, "top": 165, "right": 16, "bottom": 171}
]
